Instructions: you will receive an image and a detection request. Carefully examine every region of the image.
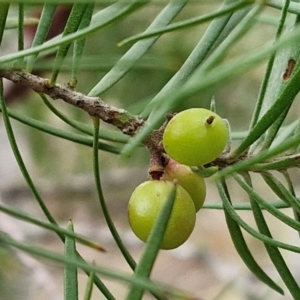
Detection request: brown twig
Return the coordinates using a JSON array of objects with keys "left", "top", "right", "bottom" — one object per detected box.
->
[
  {"left": 0, "top": 69, "right": 170, "bottom": 176},
  {"left": 0, "top": 70, "right": 144, "bottom": 136},
  {"left": 146, "top": 118, "right": 171, "bottom": 179}
]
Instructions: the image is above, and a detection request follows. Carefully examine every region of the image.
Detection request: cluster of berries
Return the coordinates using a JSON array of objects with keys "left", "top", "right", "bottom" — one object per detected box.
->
[{"left": 128, "top": 108, "right": 228, "bottom": 249}]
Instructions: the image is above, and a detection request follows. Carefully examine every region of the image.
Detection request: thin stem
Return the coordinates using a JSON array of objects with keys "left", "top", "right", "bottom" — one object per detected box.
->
[
  {"left": 26, "top": 3, "right": 58, "bottom": 71},
  {"left": 0, "top": 3, "right": 9, "bottom": 44},
  {"left": 18, "top": 3, "right": 24, "bottom": 51},
  {"left": 261, "top": 171, "right": 300, "bottom": 214},
  {"left": 280, "top": 170, "right": 300, "bottom": 240},
  {"left": 70, "top": 3, "right": 95, "bottom": 87},
  {"left": 0, "top": 105, "right": 121, "bottom": 153},
  {"left": 64, "top": 221, "right": 78, "bottom": 300},
  {"left": 92, "top": 117, "right": 136, "bottom": 270},
  {"left": 203, "top": 200, "right": 289, "bottom": 210},
  {"left": 217, "top": 178, "right": 284, "bottom": 294},
  {"left": 83, "top": 267, "right": 95, "bottom": 300},
  {"left": 213, "top": 183, "right": 300, "bottom": 253},
  {"left": 242, "top": 172, "right": 300, "bottom": 300},
  {"left": 40, "top": 93, "right": 94, "bottom": 136},
  {"left": 0, "top": 78, "right": 61, "bottom": 232},
  {"left": 50, "top": 3, "right": 88, "bottom": 84},
  {"left": 0, "top": 201, "right": 105, "bottom": 251},
  {"left": 234, "top": 173, "right": 300, "bottom": 232}
]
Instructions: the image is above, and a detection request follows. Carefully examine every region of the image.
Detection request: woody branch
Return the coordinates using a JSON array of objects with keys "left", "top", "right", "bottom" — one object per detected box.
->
[
  {"left": 0, "top": 69, "right": 167, "bottom": 178},
  {"left": 0, "top": 70, "right": 144, "bottom": 136}
]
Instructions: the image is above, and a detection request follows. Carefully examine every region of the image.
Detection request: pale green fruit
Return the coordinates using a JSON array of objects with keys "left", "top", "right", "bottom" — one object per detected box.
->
[
  {"left": 162, "top": 160, "right": 206, "bottom": 212},
  {"left": 128, "top": 180, "right": 196, "bottom": 250},
  {"left": 163, "top": 108, "right": 228, "bottom": 166}
]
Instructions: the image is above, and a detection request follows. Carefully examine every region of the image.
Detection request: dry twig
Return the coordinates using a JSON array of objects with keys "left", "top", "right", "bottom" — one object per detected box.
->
[{"left": 0, "top": 70, "right": 144, "bottom": 136}]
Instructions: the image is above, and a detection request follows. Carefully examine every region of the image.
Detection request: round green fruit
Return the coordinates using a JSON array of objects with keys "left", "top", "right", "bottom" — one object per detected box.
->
[
  {"left": 163, "top": 108, "right": 228, "bottom": 166},
  {"left": 161, "top": 160, "right": 206, "bottom": 212},
  {"left": 128, "top": 180, "right": 196, "bottom": 250}
]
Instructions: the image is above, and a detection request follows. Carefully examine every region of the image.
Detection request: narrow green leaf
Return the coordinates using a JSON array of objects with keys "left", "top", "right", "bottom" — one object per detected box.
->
[
  {"left": 261, "top": 105, "right": 291, "bottom": 152},
  {"left": 70, "top": 3, "right": 95, "bottom": 87},
  {"left": 118, "top": 0, "right": 252, "bottom": 46},
  {"left": 77, "top": 254, "right": 115, "bottom": 300},
  {"left": 26, "top": 3, "right": 58, "bottom": 71},
  {"left": 262, "top": 172, "right": 300, "bottom": 215},
  {"left": 211, "top": 188, "right": 300, "bottom": 252},
  {"left": 259, "top": 1, "right": 300, "bottom": 151},
  {"left": 231, "top": 131, "right": 255, "bottom": 140},
  {"left": 194, "top": 165, "right": 219, "bottom": 178},
  {"left": 18, "top": 3, "right": 24, "bottom": 51},
  {"left": 281, "top": 170, "right": 300, "bottom": 240},
  {"left": 0, "top": 0, "right": 146, "bottom": 67},
  {"left": 50, "top": 3, "right": 88, "bottom": 84},
  {"left": 214, "top": 132, "right": 300, "bottom": 179},
  {"left": 40, "top": 93, "right": 94, "bottom": 136},
  {"left": 92, "top": 118, "right": 136, "bottom": 270},
  {"left": 0, "top": 105, "right": 122, "bottom": 153},
  {"left": 0, "top": 202, "right": 106, "bottom": 251},
  {"left": 126, "top": 185, "right": 177, "bottom": 300},
  {"left": 0, "top": 3, "right": 9, "bottom": 44},
  {"left": 26, "top": 54, "right": 174, "bottom": 72},
  {"left": 64, "top": 220, "right": 78, "bottom": 300},
  {"left": 216, "top": 179, "right": 284, "bottom": 295},
  {"left": 143, "top": 0, "right": 250, "bottom": 120},
  {"left": 250, "top": 0, "right": 291, "bottom": 133},
  {"left": 268, "top": 0, "right": 300, "bottom": 14},
  {"left": 289, "top": 119, "right": 300, "bottom": 153},
  {"left": 261, "top": 173, "right": 290, "bottom": 205},
  {"left": 231, "top": 57, "right": 300, "bottom": 158},
  {"left": 0, "top": 234, "right": 185, "bottom": 299},
  {"left": 0, "top": 80, "right": 113, "bottom": 297},
  {"left": 1, "top": 0, "right": 115, "bottom": 3},
  {"left": 199, "top": 3, "right": 263, "bottom": 74},
  {"left": 0, "top": 79, "right": 60, "bottom": 231},
  {"left": 89, "top": 0, "right": 188, "bottom": 96},
  {"left": 242, "top": 173, "right": 300, "bottom": 300},
  {"left": 249, "top": 155, "right": 300, "bottom": 171},
  {"left": 271, "top": 120, "right": 300, "bottom": 149},
  {"left": 203, "top": 200, "right": 289, "bottom": 210},
  {"left": 83, "top": 268, "right": 95, "bottom": 300},
  {"left": 5, "top": 99, "right": 128, "bottom": 143},
  {"left": 233, "top": 173, "right": 300, "bottom": 232}
]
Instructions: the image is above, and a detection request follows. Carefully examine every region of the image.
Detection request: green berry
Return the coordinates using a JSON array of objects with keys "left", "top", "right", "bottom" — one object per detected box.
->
[
  {"left": 162, "top": 159, "right": 206, "bottom": 212},
  {"left": 128, "top": 180, "right": 196, "bottom": 250},
  {"left": 163, "top": 108, "right": 228, "bottom": 166}
]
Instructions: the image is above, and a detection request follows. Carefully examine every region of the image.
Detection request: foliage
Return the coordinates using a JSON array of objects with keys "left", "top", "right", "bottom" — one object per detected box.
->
[{"left": 1, "top": 0, "right": 300, "bottom": 299}]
